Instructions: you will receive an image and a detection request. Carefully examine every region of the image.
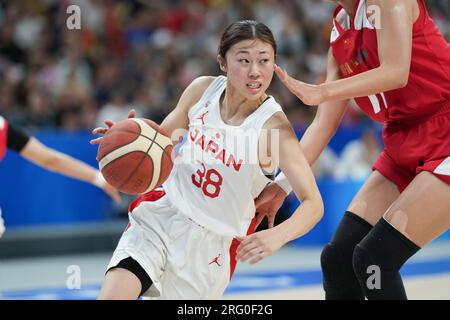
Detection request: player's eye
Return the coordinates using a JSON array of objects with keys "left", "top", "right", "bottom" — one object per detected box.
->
[{"left": 238, "top": 59, "right": 249, "bottom": 63}]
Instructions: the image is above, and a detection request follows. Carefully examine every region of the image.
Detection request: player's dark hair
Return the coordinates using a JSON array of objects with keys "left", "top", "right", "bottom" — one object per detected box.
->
[{"left": 218, "top": 20, "right": 277, "bottom": 59}]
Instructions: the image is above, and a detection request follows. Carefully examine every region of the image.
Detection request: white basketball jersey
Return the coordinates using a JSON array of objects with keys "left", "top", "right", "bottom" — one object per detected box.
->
[{"left": 163, "top": 76, "right": 283, "bottom": 237}]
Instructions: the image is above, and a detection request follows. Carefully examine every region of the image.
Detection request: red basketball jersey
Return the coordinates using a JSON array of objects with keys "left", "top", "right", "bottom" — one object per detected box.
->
[
  {"left": 330, "top": 0, "right": 450, "bottom": 122},
  {"left": 0, "top": 116, "right": 7, "bottom": 160}
]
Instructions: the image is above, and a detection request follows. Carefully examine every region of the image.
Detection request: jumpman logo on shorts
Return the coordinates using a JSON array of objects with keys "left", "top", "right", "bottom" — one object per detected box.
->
[
  {"left": 209, "top": 254, "right": 221, "bottom": 267},
  {"left": 197, "top": 111, "right": 209, "bottom": 125}
]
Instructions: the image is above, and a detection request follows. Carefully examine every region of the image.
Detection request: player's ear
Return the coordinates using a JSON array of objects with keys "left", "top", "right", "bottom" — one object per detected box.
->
[{"left": 217, "top": 55, "right": 227, "bottom": 73}]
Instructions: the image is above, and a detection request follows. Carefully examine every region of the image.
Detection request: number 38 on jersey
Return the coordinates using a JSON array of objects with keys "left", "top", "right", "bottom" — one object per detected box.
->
[{"left": 191, "top": 162, "right": 223, "bottom": 198}]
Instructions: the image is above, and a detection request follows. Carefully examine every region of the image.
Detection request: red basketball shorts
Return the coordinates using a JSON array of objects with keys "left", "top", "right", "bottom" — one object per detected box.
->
[{"left": 373, "top": 103, "right": 450, "bottom": 193}]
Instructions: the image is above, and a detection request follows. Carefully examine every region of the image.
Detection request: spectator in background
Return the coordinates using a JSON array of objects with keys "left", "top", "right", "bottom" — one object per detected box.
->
[
  {"left": 334, "top": 128, "right": 382, "bottom": 181},
  {"left": 313, "top": 146, "right": 340, "bottom": 180},
  {"left": 1, "top": 0, "right": 448, "bottom": 132}
]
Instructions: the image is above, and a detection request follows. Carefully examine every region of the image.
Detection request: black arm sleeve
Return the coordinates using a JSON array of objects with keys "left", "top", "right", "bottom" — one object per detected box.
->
[{"left": 7, "top": 124, "right": 30, "bottom": 153}]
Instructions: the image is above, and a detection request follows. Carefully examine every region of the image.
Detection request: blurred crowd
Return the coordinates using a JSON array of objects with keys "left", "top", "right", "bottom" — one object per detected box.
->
[{"left": 0, "top": 0, "right": 449, "bottom": 133}]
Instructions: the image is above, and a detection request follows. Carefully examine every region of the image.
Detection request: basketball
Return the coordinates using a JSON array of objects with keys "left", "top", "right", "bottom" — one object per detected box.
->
[{"left": 97, "top": 118, "right": 173, "bottom": 195}]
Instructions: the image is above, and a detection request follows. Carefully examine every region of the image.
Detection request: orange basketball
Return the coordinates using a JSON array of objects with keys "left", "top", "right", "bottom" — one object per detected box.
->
[{"left": 97, "top": 118, "right": 173, "bottom": 194}]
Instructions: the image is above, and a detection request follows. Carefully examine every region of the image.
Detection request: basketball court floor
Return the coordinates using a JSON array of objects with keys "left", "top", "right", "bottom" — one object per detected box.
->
[{"left": 1, "top": 240, "right": 449, "bottom": 300}]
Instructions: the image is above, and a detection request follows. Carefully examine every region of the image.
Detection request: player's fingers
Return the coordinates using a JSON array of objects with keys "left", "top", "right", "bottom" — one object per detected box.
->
[
  {"left": 92, "top": 127, "right": 107, "bottom": 135},
  {"left": 104, "top": 120, "right": 114, "bottom": 128},
  {"left": 254, "top": 212, "right": 265, "bottom": 229},
  {"left": 90, "top": 137, "right": 102, "bottom": 145},
  {"left": 267, "top": 214, "right": 276, "bottom": 229},
  {"left": 128, "top": 109, "right": 136, "bottom": 118},
  {"left": 249, "top": 252, "right": 268, "bottom": 265},
  {"left": 236, "top": 241, "right": 260, "bottom": 260},
  {"left": 109, "top": 190, "right": 122, "bottom": 204},
  {"left": 275, "top": 64, "right": 294, "bottom": 86},
  {"left": 239, "top": 247, "right": 263, "bottom": 263},
  {"left": 255, "top": 194, "right": 270, "bottom": 209},
  {"left": 235, "top": 235, "right": 248, "bottom": 244},
  {"left": 236, "top": 239, "right": 254, "bottom": 256},
  {"left": 274, "top": 64, "right": 285, "bottom": 79},
  {"left": 275, "top": 65, "right": 302, "bottom": 97}
]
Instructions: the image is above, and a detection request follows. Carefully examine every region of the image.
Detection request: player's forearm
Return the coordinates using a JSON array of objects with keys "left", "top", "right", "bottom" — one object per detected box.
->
[
  {"left": 299, "top": 121, "right": 337, "bottom": 167},
  {"left": 37, "top": 150, "right": 99, "bottom": 186},
  {"left": 322, "top": 65, "right": 408, "bottom": 102},
  {"left": 275, "top": 197, "right": 324, "bottom": 243},
  {"left": 21, "top": 138, "right": 102, "bottom": 187},
  {"left": 274, "top": 117, "right": 338, "bottom": 194}
]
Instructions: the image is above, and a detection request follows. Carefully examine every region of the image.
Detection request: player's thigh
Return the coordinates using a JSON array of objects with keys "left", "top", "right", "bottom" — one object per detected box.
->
[
  {"left": 98, "top": 267, "right": 141, "bottom": 300},
  {"left": 347, "top": 170, "right": 400, "bottom": 226},
  {"left": 383, "top": 171, "right": 450, "bottom": 247}
]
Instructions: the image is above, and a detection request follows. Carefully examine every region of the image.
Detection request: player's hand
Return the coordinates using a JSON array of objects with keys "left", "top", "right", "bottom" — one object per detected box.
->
[
  {"left": 235, "top": 228, "right": 286, "bottom": 264},
  {"left": 0, "top": 209, "right": 5, "bottom": 239},
  {"left": 92, "top": 171, "right": 122, "bottom": 204},
  {"left": 103, "top": 182, "right": 122, "bottom": 205},
  {"left": 275, "top": 64, "right": 326, "bottom": 106},
  {"left": 254, "top": 183, "right": 287, "bottom": 229},
  {"left": 90, "top": 109, "right": 136, "bottom": 145}
]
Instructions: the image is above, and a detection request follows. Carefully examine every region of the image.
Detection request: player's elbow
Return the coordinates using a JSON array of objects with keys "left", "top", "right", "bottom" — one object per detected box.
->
[
  {"left": 395, "top": 71, "right": 409, "bottom": 89},
  {"left": 388, "top": 66, "right": 410, "bottom": 89},
  {"left": 307, "top": 194, "right": 325, "bottom": 224},
  {"left": 314, "top": 199, "right": 325, "bottom": 223}
]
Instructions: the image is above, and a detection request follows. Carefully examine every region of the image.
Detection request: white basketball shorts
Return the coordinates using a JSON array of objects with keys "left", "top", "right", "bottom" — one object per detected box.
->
[{"left": 106, "top": 189, "right": 238, "bottom": 299}]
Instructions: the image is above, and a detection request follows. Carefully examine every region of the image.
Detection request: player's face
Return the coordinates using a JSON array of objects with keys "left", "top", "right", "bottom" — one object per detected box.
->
[{"left": 222, "top": 39, "right": 275, "bottom": 101}]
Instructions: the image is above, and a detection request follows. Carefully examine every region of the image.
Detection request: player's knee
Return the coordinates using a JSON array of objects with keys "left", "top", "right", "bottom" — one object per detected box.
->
[
  {"left": 351, "top": 244, "right": 374, "bottom": 279},
  {"left": 352, "top": 218, "right": 420, "bottom": 278},
  {"left": 321, "top": 242, "right": 357, "bottom": 287},
  {"left": 320, "top": 243, "right": 343, "bottom": 276}
]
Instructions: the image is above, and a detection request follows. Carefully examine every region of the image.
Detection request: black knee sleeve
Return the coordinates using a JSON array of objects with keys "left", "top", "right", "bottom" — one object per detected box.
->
[
  {"left": 321, "top": 211, "right": 373, "bottom": 300},
  {"left": 352, "top": 218, "right": 420, "bottom": 300}
]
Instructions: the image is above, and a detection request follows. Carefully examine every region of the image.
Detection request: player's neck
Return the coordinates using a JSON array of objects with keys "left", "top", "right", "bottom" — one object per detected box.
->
[
  {"left": 339, "top": 0, "right": 357, "bottom": 18},
  {"left": 220, "top": 87, "right": 267, "bottom": 123}
]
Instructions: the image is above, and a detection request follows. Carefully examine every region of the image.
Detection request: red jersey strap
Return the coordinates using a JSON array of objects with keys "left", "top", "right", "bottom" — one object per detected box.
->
[
  {"left": 0, "top": 116, "right": 8, "bottom": 160},
  {"left": 332, "top": 0, "right": 362, "bottom": 36},
  {"left": 332, "top": 4, "right": 346, "bottom": 34},
  {"left": 414, "top": 0, "right": 429, "bottom": 29},
  {"left": 333, "top": 15, "right": 345, "bottom": 35}
]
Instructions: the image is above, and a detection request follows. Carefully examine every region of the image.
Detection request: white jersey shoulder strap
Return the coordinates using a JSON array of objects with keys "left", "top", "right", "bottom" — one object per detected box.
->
[
  {"left": 188, "top": 76, "right": 227, "bottom": 120},
  {"left": 244, "top": 96, "right": 284, "bottom": 132}
]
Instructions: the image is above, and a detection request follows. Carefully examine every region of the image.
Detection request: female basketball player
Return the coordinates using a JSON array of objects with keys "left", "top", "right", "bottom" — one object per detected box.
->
[
  {"left": 256, "top": 0, "right": 450, "bottom": 299},
  {"left": 92, "top": 20, "right": 324, "bottom": 299},
  {"left": 0, "top": 115, "right": 121, "bottom": 237}
]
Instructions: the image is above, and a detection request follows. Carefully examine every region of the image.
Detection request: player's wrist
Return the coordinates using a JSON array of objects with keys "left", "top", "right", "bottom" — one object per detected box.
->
[
  {"left": 273, "top": 172, "right": 292, "bottom": 195},
  {"left": 93, "top": 171, "right": 106, "bottom": 189}
]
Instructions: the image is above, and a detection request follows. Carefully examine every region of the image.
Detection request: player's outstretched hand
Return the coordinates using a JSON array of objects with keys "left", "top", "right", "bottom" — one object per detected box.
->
[
  {"left": 90, "top": 109, "right": 136, "bottom": 145},
  {"left": 103, "top": 182, "right": 122, "bottom": 204},
  {"left": 274, "top": 64, "right": 326, "bottom": 106},
  {"left": 235, "top": 228, "right": 286, "bottom": 265},
  {"left": 0, "top": 208, "right": 5, "bottom": 239},
  {"left": 92, "top": 171, "right": 122, "bottom": 204},
  {"left": 254, "top": 183, "right": 287, "bottom": 229}
]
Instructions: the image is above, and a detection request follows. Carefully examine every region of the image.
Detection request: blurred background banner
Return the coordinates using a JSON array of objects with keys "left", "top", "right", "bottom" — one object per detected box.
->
[{"left": 0, "top": 0, "right": 449, "bottom": 255}]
